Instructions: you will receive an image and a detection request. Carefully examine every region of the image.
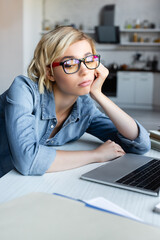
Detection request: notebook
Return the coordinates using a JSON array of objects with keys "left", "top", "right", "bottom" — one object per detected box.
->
[
  {"left": 80, "top": 153, "right": 160, "bottom": 196},
  {"left": 1, "top": 192, "right": 160, "bottom": 239}
]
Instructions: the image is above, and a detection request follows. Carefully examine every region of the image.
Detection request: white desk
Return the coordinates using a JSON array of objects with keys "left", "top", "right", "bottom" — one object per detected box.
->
[{"left": 0, "top": 133, "right": 160, "bottom": 227}]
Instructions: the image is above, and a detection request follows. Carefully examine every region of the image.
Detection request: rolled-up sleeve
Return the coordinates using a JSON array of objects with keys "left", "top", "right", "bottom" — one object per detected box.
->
[
  {"left": 29, "top": 145, "right": 56, "bottom": 175},
  {"left": 5, "top": 78, "right": 56, "bottom": 176},
  {"left": 117, "top": 120, "right": 151, "bottom": 154}
]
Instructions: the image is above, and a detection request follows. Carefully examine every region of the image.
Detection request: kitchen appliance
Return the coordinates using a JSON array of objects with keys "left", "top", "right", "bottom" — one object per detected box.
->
[
  {"left": 102, "top": 69, "right": 117, "bottom": 97},
  {"left": 100, "top": 4, "right": 115, "bottom": 26},
  {"left": 95, "top": 26, "right": 120, "bottom": 43}
]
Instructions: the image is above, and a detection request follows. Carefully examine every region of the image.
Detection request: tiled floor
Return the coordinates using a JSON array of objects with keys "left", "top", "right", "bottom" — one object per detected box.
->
[{"left": 124, "top": 108, "right": 160, "bottom": 131}]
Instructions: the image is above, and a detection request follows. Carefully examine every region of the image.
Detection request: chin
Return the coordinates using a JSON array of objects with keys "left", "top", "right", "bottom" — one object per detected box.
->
[{"left": 78, "top": 88, "right": 90, "bottom": 96}]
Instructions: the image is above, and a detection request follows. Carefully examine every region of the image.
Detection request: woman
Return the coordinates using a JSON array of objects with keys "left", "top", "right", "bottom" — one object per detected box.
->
[{"left": 0, "top": 26, "right": 150, "bottom": 177}]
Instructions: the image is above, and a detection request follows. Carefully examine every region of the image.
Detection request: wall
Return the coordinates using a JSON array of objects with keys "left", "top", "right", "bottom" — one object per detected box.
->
[
  {"left": 0, "top": 0, "right": 42, "bottom": 94},
  {"left": 45, "top": 0, "right": 160, "bottom": 30},
  {"left": 0, "top": 0, "right": 23, "bottom": 94},
  {"left": 23, "top": 0, "right": 43, "bottom": 75}
]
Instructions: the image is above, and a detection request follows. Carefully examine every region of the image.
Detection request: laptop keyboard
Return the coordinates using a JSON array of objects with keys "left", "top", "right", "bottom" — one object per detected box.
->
[{"left": 116, "top": 159, "right": 160, "bottom": 191}]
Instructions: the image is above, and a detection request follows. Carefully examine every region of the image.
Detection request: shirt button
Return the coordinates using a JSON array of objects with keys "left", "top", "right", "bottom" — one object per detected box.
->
[{"left": 51, "top": 125, "right": 54, "bottom": 128}]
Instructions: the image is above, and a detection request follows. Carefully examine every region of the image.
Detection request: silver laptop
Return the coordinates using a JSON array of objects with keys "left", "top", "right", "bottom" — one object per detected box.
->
[{"left": 80, "top": 153, "right": 160, "bottom": 196}]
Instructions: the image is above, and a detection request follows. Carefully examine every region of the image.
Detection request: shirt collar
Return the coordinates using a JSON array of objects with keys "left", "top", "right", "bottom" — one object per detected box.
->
[
  {"left": 70, "top": 98, "right": 80, "bottom": 122},
  {"left": 41, "top": 90, "right": 56, "bottom": 120},
  {"left": 41, "top": 89, "right": 80, "bottom": 121}
]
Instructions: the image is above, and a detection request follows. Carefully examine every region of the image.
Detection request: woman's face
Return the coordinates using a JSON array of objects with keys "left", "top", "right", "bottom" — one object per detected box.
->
[{"left": 52, "top": 40, "right": 96, "bottom": 97}]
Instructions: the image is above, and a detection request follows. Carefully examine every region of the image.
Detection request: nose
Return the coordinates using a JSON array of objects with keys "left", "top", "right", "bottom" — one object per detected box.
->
[{"left": 79, "top": 61, "right": 88, "bottom": 75}]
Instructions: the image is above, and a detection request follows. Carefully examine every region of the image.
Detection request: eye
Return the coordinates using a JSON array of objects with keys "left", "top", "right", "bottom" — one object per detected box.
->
[
  {"left": 86, "top": 56, "right": 94, "bottom": 62},
  {"left": 64, "top": 59, "right": 79, "bottom": 68},
  {"left": 64, "top": 64, "right": 73, "bottom": 68}
]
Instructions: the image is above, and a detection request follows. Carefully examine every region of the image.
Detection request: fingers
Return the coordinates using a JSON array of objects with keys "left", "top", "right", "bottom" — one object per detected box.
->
[
  {"left": 95, "top": 63, "right": 109, "bottom": 79},
  {"left": 106, "top": 140, "right": 125, "bottom": 154},
  {"left": 115, "top": 143, "right": 125, "bottom": 154},
  {"left": 95, "top": 140, "right": 126, "bottom": 163}
]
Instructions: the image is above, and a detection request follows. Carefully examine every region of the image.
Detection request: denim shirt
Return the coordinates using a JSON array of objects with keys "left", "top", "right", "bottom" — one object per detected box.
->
[{"left": 0, "top": 75, "right": 150, "bottom": 177}]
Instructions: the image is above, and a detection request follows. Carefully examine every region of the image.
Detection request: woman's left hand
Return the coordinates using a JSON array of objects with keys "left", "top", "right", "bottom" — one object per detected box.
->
[{"left": 90, "top": 64, "right": 109, "bottom": 98}]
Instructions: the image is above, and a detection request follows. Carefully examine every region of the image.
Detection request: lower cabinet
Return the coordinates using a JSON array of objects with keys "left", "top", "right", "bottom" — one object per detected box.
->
[
  {"left": 114, "top": 71, "right": 154, "bottom": 108},
  {"left": 152, "top": 73, "right": 160, "bottom": 110}
]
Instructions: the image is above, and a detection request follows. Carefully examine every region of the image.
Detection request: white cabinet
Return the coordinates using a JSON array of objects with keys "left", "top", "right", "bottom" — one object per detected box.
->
[
  {"left": 153, "top": 73, "right": 160, "bottom": 110},
  {"left": 134, "top": 72, "right": 153, "bottom": 104},
  {"left": 117, "top": 72, "right": 135, "bottom": 104},
  {"left": 116, "top": 71, "right": 153, "bottom": 108}
]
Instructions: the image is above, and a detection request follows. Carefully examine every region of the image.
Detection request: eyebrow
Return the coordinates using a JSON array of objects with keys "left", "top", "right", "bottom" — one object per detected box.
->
[{"left": 60, "top": 52, "right": 93, "bottom": 62}]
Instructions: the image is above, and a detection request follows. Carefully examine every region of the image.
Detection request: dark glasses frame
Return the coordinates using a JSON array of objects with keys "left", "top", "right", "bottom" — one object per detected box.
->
[{"left": 51, "top": 54, "right": 101, "bottom": 74}]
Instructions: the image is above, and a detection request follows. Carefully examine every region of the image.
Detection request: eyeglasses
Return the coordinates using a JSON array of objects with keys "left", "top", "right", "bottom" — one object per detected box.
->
[{"left": 52, "top": 54, "right": 100, "bottom": 74}]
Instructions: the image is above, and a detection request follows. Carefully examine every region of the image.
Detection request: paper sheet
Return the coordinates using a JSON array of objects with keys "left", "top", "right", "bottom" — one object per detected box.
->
[{"left": 84, "top": 197, "right": 142, "bottom": 222}]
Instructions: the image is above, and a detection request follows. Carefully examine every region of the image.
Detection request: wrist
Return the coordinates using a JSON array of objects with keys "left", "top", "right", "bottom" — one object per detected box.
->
[
  {"left": 92, "top": 149, "right": 100, "bottom": 163},
  {"left": 90, "top": 90, "right": 103, "bottom": 101}
]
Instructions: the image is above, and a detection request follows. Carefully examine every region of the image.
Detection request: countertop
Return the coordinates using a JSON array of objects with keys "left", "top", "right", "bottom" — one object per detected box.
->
[{"left": 108, "top": 68, "right": 160, "bottom": 73}]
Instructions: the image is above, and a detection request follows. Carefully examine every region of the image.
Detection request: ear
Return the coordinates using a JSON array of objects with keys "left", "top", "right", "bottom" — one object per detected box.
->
[{"left": 46, "top": 67, "right": 55, "bottom": 82}]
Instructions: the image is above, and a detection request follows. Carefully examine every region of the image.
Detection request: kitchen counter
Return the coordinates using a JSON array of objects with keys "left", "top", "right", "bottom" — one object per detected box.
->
[{"left": 118, "top": 69, "right": 160, "bottom": 73}]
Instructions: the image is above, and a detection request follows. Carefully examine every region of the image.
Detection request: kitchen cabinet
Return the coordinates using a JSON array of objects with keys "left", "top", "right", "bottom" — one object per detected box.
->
[
  {"left": 115, "top": 71, "right": 154, "bottom": 108},
  {"left": 153, "top": 73, "right": 160, "bottom": 110}
]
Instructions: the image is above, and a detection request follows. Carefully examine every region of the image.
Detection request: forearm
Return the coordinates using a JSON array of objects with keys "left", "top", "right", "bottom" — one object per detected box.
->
[
  {"left": 93, "top": 92, "right": 139, "bottom": 140},
  {"left": 91, "top": 64, "right": 139, "bottom": 140},
  {"left": 46, "top": 138, "right": 126, "bottom": 173},
  {"left": 46, "top": 149, "right": 97, "bottom": 172}
]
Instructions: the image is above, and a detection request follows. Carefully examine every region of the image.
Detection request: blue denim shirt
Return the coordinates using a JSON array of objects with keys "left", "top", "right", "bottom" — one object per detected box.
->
[{"left": 0, "top": 75, "right": 150, "bottom": 177}]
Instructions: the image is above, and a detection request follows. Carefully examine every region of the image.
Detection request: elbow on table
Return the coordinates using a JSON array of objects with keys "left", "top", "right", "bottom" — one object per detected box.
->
[
  {"left": 14, "top": 159, "right": 44, "bottom": 176},
  {"left": 15, "top": 144, "right": 57, "bottom": 176},
  {"left": 136, "top": 144, "right": 151, "bottom": 155},
  {"left": 12, "top": 144, "right": 47, "bottom": 176},
  {"left": 16, "top": 165, "right": 45, "bottom": 176},
  {"left": 129, "top": 140, "right": 151, "bottom": 155},
  {"left": 138, "top": 138, "right": 151, "bottom": 155},
  {"left": 14, "top": 165, "right": 30, "bottom": 176}
]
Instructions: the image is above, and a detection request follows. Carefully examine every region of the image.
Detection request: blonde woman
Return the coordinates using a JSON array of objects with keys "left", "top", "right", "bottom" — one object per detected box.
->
[{"left": 0, "top": 26, "right": 150, "bottom": 177}]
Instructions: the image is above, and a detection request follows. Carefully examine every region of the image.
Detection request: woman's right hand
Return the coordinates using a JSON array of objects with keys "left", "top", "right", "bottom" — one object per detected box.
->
[{"left": 94, "top": 140, "right": 126, "bottom": 163}]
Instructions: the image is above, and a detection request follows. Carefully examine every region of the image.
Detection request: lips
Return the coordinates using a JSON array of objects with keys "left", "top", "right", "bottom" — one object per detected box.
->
[{"left": 78, "top": 80, "right": 92, "bottom": 87}]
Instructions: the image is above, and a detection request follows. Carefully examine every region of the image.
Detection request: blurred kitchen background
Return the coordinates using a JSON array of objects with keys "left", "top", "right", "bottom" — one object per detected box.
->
[{"left": 0, "top": 0, "right": 160, "bottom": 129}]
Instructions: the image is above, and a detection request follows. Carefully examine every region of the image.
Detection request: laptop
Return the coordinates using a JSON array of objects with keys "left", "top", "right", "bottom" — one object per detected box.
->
[{"left": 80, "top": 154, "right": 160, "bottom": 196}]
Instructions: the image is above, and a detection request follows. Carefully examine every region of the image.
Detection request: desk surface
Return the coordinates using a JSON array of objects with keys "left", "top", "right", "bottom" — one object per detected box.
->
[{"left": 0, "top": 133, "right": 160, "bottom": 227}]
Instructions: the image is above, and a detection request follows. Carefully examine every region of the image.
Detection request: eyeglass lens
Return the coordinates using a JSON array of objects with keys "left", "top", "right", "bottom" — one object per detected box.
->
[{"left": 63, "top": 55, "right": 100, "bottom": 74}]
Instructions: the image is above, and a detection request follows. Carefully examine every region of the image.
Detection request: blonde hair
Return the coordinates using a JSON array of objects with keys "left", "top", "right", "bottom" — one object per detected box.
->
[{"left": 27, "top": 26, "right": 96, "bottom": 93}]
